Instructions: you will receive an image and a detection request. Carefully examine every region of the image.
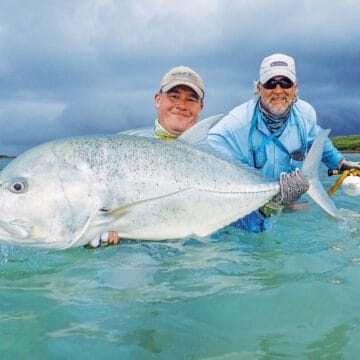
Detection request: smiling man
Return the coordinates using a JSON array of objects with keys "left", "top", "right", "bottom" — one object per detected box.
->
[
  {"left": 208, "top": 53, "right": 351, "bottom": 233},
  {"left": 89, "top": 66, "right": 205, "bottom": 247},
  {"left": 153, "top": 66, "right": 204, "bottom": 138}
]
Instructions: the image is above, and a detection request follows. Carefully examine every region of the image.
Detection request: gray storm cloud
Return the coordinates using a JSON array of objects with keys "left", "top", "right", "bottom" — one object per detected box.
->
[{"left": 0, "top": 0, "right": 359, "bottom": 155}]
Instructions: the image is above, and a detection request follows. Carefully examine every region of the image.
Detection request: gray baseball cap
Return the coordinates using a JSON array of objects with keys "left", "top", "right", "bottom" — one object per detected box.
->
[{"left": 160, "top": 66, "right": 205, "bottom": 99}]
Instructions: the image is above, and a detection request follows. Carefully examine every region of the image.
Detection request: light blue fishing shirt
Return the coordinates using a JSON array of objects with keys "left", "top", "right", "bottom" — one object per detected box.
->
[{"left": 208, "top": 97, "right": 344, "bottom": 232}]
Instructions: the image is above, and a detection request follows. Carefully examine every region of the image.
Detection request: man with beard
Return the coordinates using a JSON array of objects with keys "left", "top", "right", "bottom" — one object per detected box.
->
[{"left": 208, "top": 53, "right": 359, "bottom": 232}]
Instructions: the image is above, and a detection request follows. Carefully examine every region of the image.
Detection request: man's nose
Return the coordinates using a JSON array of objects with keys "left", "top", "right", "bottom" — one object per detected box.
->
[
  {"left": 273, "top": 84, "right": 283, "bottom": 92},
  {"left": 174, "top": 98, "right": 188, "bottom": 108}
]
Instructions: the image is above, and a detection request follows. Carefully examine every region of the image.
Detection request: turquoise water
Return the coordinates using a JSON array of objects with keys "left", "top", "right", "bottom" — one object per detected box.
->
[{"left": 0, "top": 155, "right": 359, "bottom": 359}]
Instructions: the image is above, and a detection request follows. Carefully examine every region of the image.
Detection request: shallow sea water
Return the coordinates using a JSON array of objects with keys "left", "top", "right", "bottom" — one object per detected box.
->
[{"left": 0, "top": 155, "right": 359, "bottom": 359}]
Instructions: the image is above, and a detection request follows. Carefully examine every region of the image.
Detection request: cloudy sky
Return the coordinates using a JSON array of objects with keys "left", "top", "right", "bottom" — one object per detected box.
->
[{"left": 0, "top": 0, "right": 359, "bottom": 155}]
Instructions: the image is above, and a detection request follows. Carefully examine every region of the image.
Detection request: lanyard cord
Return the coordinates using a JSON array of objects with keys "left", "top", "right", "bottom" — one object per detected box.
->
[{"left": 248, "top": 103, "right": 306, "bottom": 168}]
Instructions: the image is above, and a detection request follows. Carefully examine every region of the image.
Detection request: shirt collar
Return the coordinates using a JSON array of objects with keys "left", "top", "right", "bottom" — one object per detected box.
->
[{"left": 153, "top": 119, "right": 178, "bottom": 139}]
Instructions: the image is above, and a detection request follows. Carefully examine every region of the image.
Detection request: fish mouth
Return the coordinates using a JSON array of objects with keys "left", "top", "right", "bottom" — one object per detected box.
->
[{"left": 0, "top": 219, "right": 32, "bottom": 240}]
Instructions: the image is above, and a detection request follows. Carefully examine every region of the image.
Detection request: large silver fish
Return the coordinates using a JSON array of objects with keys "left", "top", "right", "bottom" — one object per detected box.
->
[{"left": 0, "top": 115, "right": 339, "bottom": 249}]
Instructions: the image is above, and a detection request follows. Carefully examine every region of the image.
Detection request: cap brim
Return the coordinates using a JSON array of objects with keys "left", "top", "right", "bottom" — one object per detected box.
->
[
  {"left": 161, "top": 81, "right": 204, "bottom": 99},
  {"left": 260, "top": 69, "right": 296, "bottom": 84}
]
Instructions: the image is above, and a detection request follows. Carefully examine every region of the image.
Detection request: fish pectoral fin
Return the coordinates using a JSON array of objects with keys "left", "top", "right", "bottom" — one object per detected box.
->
[
  {"left": 96, "top": 205, "right": 133, "bottom": 224},
  {"left": 95, "top": 189, "right": 189, "bottom": 225}
]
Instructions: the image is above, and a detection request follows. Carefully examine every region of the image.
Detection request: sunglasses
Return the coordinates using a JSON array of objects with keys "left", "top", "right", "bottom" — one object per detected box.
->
[{"left": 262, "top": 78, "right": 294, "bottom": 90}]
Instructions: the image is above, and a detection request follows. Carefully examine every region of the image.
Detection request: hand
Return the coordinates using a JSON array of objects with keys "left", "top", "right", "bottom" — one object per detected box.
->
[
  {"left": 339, "top": 159, "right": 360, "bottom": 171},
  {"left": 85, "top": 235, "right": 102, "bottom": 248},
  {"left": 271, "top": 168, "right": 309, "bottom": 206},
  {"left": 84, "top": 231, "right": 120, "bottom": 248},
  {"left": 108, "top": 231, "right": 120, "bottom": 245}
]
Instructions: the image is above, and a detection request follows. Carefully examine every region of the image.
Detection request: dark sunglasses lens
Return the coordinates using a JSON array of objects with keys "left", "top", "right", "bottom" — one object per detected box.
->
[
  {"left": 263, "top": 79, "right": 293, "bottom": 89},
  {"left": 279, "top": 80, "right": 293, "bottom": 89},
  {"left": 262, "top": 80, "right": 276, "bottom": 89}
]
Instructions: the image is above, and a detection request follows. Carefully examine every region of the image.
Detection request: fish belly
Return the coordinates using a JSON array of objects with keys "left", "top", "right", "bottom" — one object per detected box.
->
[{"left": 107, "top": 188, "right": 275, "bottom": 240}]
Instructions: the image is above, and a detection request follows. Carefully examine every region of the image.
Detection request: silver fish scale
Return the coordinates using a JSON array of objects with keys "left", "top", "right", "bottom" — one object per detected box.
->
[{"left": 52, "top": 134, "right": 279, "bottom": 195}]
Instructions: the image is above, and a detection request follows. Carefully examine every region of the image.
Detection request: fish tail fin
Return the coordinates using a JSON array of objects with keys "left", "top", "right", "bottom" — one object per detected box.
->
[{"left": 301, "top": 129, "right": 342, "bottom": 219}]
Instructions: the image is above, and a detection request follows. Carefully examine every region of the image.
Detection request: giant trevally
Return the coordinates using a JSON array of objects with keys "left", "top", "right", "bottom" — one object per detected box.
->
[{"left": 0, "top": 115, "right": 339, "bottom": 249}]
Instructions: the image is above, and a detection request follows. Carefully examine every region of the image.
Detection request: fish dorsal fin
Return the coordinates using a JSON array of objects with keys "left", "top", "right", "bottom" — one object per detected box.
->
[
  {"left": 178, "top": 114, "right": 224, "bottom": 147},
  {"left": 119, "top": 114, "right": 224, "bottom": 142},
  {"left": 118, "top": 127, "right": 153, "bottom": 137},
  {"left": 178, "top": 114, "right": 265, "bottom": 176},
  {"left": 120, "top": 114, "right": 258, "bottom": 175}
]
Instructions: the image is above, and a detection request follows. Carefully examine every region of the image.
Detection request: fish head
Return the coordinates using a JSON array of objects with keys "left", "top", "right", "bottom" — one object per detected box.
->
[{"left": 0, "top": 144, "right": 95, "bottom": 249}]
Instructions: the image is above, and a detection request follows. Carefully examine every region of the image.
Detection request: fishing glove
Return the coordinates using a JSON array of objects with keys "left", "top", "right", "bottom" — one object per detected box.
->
[
  {"left": 260, "top": 169, "right": 309, "bottom": 217},
  {"left": 339, "top": 159, "right": 360, "bottom": 171},
  {"left": 270, "top": 169, "right": 310, "bottom": 206}
]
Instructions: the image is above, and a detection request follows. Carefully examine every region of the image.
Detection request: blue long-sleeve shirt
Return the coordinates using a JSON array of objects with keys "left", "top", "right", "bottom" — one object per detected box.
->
[{"left": 208, "top": 97, "right": 343, "bottom": 232}]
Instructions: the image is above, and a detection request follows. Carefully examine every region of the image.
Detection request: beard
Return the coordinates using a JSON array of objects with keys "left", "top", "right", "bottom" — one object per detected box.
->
[{"left": 262, "top": 97, "right": 292, "bottom": 116}]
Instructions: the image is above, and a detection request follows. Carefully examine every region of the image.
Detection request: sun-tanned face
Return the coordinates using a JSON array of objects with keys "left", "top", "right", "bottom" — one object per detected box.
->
[
  {"left": 258, "top": 76, "right": 298, "bottom": 116},
  {"left": 154, "top": 85, "right": 204, "bottom": 136}
]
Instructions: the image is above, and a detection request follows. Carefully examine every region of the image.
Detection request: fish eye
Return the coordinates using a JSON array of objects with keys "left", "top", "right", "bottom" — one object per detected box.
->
[{"left": 9, "top": 178, "right": 28, "bottom": 193}]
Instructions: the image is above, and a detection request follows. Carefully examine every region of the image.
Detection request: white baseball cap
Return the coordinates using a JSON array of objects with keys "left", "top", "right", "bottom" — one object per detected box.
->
[
  {"left": 160, "top": 66, "right": 205, "bottom": 99},
  {"left": 259, "top": 53, "right": 296, "bottom": 84}
]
